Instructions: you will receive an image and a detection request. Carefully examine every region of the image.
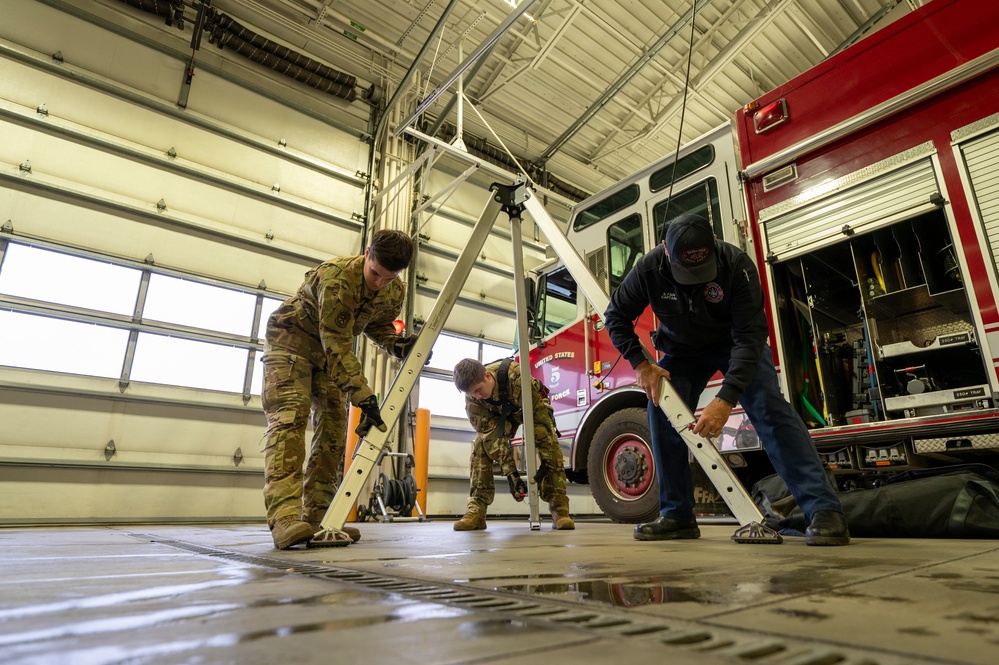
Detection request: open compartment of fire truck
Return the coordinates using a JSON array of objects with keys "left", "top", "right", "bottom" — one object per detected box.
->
[
  {"left": 734, "top": 0, "right": 999, "bottom": 487},
  {"left": 768, "top": 205, "right": 990, "bottom": 436}
]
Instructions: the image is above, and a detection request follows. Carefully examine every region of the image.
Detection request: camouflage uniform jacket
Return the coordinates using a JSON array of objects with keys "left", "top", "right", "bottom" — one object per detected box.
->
[
  {"left": 266, "top": 254, "right": 404, "bottom": 407},
  {"left": 464, "top": 359, "right": 555, "bottom": 444}
]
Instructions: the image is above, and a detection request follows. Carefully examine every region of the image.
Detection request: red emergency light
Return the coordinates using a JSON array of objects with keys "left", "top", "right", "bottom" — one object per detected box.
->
[{"left": 752, "top": 98, "right": 788, "bottom": 134}]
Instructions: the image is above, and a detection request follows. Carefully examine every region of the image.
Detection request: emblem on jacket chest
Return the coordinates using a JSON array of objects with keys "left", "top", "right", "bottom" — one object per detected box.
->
[{"left": 704, "top": 282, "right": 724, "bottom": 303}]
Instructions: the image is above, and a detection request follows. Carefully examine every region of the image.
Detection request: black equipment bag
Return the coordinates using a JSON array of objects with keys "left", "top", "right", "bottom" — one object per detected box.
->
[{"left": 752, "top": 464, "right": 999, "bottom": 538}]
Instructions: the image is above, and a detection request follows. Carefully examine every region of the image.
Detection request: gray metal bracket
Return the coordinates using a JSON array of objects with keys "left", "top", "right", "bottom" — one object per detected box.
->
[{"left": 656, "top": 379, "right": 765, "bottom": 526}]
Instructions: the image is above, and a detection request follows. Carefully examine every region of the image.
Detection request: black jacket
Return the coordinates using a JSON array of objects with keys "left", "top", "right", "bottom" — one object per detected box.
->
[{"left": 603, "top": 240, "right": 768, "bottom": 406}]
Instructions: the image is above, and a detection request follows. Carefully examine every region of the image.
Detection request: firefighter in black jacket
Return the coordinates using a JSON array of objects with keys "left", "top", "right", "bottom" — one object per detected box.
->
[{"left": 603, "top": 214, "right": 849, "bottom": 545}]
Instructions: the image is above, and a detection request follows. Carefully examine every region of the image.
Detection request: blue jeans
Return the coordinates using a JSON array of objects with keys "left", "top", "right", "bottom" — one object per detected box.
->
[{"left": 647, "top": 346, "right": 842, "bottom": 522}]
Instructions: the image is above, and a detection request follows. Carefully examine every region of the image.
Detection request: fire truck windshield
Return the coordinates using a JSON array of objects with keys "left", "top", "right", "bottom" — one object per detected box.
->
[{"left": 539, "top": 266, "right": 578, "bottom": 336}]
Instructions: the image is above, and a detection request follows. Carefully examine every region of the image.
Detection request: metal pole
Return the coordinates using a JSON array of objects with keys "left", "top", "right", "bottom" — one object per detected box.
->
[
  {"left": 507, "top": 189, "right": 542, "bottom": 529},
  {"left": 374, "top": 0, "right": 462, "bottom": 144}
]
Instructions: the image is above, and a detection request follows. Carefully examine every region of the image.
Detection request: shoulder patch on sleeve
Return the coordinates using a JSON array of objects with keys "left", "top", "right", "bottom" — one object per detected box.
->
[{"left": 334, "top": 305, "right": 352, "bottom": 329}]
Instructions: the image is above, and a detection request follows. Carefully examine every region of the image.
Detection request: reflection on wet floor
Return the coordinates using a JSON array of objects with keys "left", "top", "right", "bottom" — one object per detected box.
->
[
  {"left": 771, "top": 607, "right": 830, "bottom": 621},
  {"left": 454, "top": 618, "right": 543, "bottom": 638},
  {"left": 494, "top": 578, "right": 707, "bottom": 607},
  {"left": 492, "top": 574, "right": 923, "bottom": 610},
  {"left": 0, "top": 603, "right": 242, "bottom": 649},
  {"left": 486, "top": 566, "right": 854, "bottom": 607}
]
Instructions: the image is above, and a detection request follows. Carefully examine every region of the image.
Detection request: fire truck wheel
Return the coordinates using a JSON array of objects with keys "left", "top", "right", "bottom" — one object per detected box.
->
[{"left": 587, "top": 408, "right": 659, "bottom": 524}]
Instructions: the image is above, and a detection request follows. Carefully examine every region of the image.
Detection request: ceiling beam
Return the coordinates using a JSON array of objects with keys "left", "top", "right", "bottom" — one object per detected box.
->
[
  {"left": 585, "top": 0, "right": 753, "bottom": 163},
  {"left": 534, "top": 0, "right": 715, "bottom": 166},
  {"left": 473, "top": 0, "right": 560, "bottom": 102},
  {"left": 590, "top": 0, "right": 795, "bottom": 165}
]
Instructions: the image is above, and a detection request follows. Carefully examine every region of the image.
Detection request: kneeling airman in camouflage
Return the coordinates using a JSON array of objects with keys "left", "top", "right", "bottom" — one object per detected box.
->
[{"left": 452, "top": 358, "right": 574, "bottom": 531}]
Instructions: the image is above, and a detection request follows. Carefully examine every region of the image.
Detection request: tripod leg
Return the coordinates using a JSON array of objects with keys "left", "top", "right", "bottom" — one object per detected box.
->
[
  {"left": 656, "top": 378, "right": 782, "bottom": 544},
  {"left": 510, "top": 209, "right": 541, "bottom": 530},
  {"left": 310, "top": 196, "right": 506, "bottom": 546}
]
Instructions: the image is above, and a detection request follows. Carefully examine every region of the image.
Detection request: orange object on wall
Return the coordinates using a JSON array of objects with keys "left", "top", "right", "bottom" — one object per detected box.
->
[
  {"left": 414, "top": 408, "right": 431, "bottom": 517},
  {"left": 344, "top": 406, "right": 361, "bottom": 523}
]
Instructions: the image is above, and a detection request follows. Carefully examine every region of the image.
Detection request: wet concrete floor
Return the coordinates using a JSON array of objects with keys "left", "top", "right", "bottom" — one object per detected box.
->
[{"left": 2, "top": 520, "right": 998, "bottom": 664}]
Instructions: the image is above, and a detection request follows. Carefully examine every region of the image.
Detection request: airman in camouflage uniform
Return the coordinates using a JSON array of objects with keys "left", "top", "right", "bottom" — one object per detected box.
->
[
  {"left": 452, "top": 358, "right": 574, "bottom": 531},
  {"left": 261, "top": 230, "right": 416, "bottom": 549}
]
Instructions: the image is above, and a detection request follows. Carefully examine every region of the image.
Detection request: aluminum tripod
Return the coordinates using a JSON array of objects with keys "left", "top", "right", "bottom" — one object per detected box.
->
[{"left": 312, "top": 177, "right": 780, "bottom": 546}]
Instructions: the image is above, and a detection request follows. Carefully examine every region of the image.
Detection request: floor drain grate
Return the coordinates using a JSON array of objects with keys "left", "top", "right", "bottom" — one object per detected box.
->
[{"left": 138, "top": 535, "right": 935, "bottom": 665}]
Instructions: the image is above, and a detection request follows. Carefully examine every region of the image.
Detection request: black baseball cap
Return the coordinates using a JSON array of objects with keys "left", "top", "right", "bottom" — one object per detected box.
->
[{"left": 665, "top": 214, "right": 716, "bottom": 285}]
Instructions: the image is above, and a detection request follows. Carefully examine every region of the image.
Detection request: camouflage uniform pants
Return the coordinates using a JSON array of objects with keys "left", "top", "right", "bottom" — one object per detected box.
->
[
  {"left": 466, "top": 424, "right": 569, "bottom": 515},
  {"left": 261, "top": 349, "right": 348, "bottom": 526}
]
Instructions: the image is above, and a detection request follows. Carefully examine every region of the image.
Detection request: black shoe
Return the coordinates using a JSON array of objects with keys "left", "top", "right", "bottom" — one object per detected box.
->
[
  {"left": 805, "top": 510, "right": 850, "bottom": 546},
  {"left": 633, "top": 516, "right": 700, "bottom": 541}
]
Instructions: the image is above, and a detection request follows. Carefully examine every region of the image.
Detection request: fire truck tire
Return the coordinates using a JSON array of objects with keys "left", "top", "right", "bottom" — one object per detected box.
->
[{"left": 587, "top": 408, "right": 659, "bottom": 524}]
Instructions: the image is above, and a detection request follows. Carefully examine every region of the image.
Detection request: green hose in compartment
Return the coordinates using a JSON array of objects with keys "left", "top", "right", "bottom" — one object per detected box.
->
[{"left": 799, "top": 314, "right": 826, "bottom": 427}]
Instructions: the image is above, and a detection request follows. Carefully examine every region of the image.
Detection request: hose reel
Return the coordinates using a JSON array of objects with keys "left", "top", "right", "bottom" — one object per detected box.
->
[
  {"left": 377, "top": 473, "right": 418, "bottom": 516},
  {"left": 356, "top": 452, "right": 426, "bottom": 523}
]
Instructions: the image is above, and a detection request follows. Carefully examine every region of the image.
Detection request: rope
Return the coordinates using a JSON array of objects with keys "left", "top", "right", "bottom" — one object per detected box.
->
[
  {"left": 657, "top": 0, "right": 699, "bottom": 244},
  {"left": 463, "top": 92, "right": 534, "bottom": 187}
]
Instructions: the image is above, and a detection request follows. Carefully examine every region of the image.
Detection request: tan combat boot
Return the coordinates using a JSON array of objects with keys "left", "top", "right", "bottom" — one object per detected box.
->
[
  {"left": 453, "top": 508, "right": 487, "bottom": 531},
  {"left": 270, "top": 516, "right": 315, "bottom": 549},
  {"left": 550, "top": 505, "right": 575, "bottom": 530}
]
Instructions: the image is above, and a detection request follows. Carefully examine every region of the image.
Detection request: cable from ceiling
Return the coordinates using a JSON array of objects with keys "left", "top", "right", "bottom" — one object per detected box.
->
[
  {"left": 117, "top": 0, "right": 371, "bottom": 103},
  {"left": 656, "top": 0, "right": 698, "bottom": 244},
  {"left": 119, "top": 0, "right": 186, "bottom": 27},
  {"left": 206, "top": 12, "right": 360, "bottom": 102}
]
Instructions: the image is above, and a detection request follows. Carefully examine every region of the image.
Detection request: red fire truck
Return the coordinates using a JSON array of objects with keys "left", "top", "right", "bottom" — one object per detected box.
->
[{"left": 528, "top": 0, "right": 999, "bottom": 523}]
